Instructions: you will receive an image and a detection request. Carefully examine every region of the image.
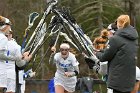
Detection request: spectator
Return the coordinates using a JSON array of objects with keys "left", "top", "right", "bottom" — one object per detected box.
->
[{"left": 96, "top": 15, "right": 139, "bottom": 93}]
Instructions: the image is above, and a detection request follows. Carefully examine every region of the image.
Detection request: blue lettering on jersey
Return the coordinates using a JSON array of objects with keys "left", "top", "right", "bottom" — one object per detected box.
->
[
  {"left": 6, "top": 50, "right": 10, "bottom": 63},
  {"left": 58, "top": 62, "right": 72, "bottom": 68}
]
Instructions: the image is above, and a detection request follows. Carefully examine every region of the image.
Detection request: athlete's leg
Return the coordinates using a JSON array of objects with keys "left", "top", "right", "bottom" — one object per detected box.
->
[
  {"left": 55, "top": 85, "right": 65, "bottom": 93},
  {"left": 131, "top": 81, "right": 140, "bottom": 93}
]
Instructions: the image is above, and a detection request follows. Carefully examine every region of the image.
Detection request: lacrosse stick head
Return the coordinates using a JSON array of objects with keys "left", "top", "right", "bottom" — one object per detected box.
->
[
  {"left": 28, "top": 12, "right": 39, "bottom": 27},
  {"left": 46, "top": 0, "right": 58, "bottom": 4}
]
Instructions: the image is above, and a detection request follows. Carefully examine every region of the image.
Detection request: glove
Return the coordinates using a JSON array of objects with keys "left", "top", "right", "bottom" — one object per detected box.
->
[
  {"left": 29, "top": 72, "right": 36, "bottom": 77},
  {"left": 85, "top": 55, "right": 100, "bottom": 69},
  {"left": 23, "top": 69, "right": 32, "bottom": 79},
  {"left": 93, "top": 66, "right": 100, "bottom": 73},
  {"left": 89, "top": 55, "right": 99, "bottom": 65},
  {"left": 85, "top": 57, "right": 95, "bottom": 69},
  {"left": 102, "top": 74, "right": 108, "bottom": 82},
  {"left": 24, "top": 69, "right": 36, "bottom": 79}
]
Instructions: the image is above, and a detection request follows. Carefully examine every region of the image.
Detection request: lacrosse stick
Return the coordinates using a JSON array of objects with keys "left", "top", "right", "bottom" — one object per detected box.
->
[
  {"left": 24, "top": 0, "right": 58, "bottom": 51},
  {"left": 21, "top": 12, "right": 39, "bottom": 51}
]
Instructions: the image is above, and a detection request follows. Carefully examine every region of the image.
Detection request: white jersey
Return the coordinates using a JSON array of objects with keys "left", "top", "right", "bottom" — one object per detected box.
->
[
  {"left": 136, "top": 66, "right": 140, "bottom": 81},
  {"left": 6, "top": 39, "right": 21, "bottom": 92},
  {"left": 0, "top": 32, "right": 24, "bottom": 66},
  {"left": 6, "top": 39, "right": 21, "bottom": 79},
  {"left": 54, "top": 52, "right": 79, "bottom": 75},
  {"left": 98, "top": 61, "right": 108, "bottom": 75},
  {"left": 0, "top": 32, "right": 8, "bottom": 87},
  {"left": 19, "top": 70, "right": 26, "bottom": 93},
  {"left": 54, "top": 52, "right": 79, "bottom": 92},
  {"left": 19, "top": 70, "right": 25, "bottom": 84},
  {"left": 0, "top": 32, "right": 8, "bottom": 70},
  {"left": 0, "top": 32, "right": 8, "bottom": 50}
]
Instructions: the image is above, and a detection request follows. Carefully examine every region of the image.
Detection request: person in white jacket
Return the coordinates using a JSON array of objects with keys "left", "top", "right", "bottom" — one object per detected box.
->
[
  {"left": 6, "top": 30, "right": 27, "bottom": 93},
  {"left": 0, "top": 16, "right": 32, "bottom": 92},
  {"left": 6, "top": 30, "right": 32, "bottom": 93}
]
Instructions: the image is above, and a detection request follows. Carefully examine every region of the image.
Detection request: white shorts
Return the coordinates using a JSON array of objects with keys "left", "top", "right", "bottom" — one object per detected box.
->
[
  {"left": 0, "top": 72, "right": 7, "bottom": 88},
  {"left": 54, "top": 72, "right": 77, "bottom": 92},
  {"left": 20, "top": 81, "right": 25, "bottom": 93},
  {"left": 6, "top": 78, "right": 16, "bottom": 92}
]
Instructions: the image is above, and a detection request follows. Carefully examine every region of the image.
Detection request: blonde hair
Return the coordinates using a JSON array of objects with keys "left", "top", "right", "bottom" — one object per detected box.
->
[{"left": 117, "top": 15, "right": 130, "bottom": 28}]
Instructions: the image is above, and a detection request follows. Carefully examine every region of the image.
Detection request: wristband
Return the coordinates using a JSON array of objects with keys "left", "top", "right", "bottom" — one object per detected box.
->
[{"left": 74, "top": 70, "right": 78, "bottom": 76}]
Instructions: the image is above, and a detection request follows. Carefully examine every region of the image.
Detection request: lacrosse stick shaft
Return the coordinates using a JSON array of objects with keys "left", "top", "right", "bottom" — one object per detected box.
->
[
  {"left": 49, "top": 26, "right": 61, "bottom": 63},
  {"left": 21, "top": 12, "right": 39, "bottom": 51}
]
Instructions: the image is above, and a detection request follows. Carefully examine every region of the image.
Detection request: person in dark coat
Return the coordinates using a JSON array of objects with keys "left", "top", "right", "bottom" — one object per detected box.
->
[{"left": 96, "top": 15, "right": 139, "bottom": 93}]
